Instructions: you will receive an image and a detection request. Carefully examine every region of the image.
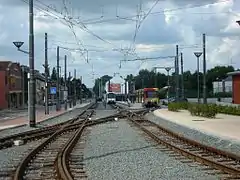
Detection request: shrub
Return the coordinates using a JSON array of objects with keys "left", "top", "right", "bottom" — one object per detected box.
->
[
  {"left": 216, "top": 105, "right": 240, "bottom": 116},
  {"left": 188, "top": 103, "right": 217, "bottom": 118},
  {"left": 167, "top": 102, "right": 240, "bottom": 118},
  {"left": 168, "top": 102, "right": 180, "bottom": 112},
  {"left": 179, "top": 102, "right": 189, "bottom": 110}
]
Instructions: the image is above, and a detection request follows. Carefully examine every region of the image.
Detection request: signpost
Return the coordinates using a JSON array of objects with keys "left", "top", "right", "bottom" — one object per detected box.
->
[{"left": 50, "top": 87, "right": 57, "bottom": 94}]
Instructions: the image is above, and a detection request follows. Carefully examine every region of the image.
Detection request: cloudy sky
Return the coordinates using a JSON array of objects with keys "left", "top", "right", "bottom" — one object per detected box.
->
[{"left": 0, "top": 0, "right": 240, "bottom": 87}]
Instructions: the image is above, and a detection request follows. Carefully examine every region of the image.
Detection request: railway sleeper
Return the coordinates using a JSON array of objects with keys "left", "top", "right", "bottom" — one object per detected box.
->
[{"left": 71, "top": 169, "right": 86, "bottom": 173}]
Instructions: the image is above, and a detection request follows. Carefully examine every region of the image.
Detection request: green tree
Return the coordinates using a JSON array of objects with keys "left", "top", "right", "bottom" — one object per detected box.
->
[
  {"left": 93, "top": 75, "right": 112, "bottom": 96},
  {"left": 92, "top": 65, "right": 235, "bottom": 99},
  {"left": 206, "top": 66, "right": 234, "bottom": 92},
  {"left": 51, "top": 67, "right": 57, "bottom": 81}
]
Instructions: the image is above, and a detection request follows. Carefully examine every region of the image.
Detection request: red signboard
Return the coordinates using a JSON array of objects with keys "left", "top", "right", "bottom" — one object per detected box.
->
[{"left": 109, "top": 83, "right": 121, "bottom": 92}]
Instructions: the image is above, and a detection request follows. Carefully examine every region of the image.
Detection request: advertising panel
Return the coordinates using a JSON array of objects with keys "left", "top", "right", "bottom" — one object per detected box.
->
[{"left": 109, "top": 83, "right": 121, "bottom": 93}]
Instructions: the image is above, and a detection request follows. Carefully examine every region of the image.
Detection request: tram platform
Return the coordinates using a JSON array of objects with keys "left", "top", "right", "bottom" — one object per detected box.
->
[
  {"left": 153, "top": 109, "right": 240, "bottom": 141},
  {"left": 0, "top": 103, "right": 90, "bottom": 130}
]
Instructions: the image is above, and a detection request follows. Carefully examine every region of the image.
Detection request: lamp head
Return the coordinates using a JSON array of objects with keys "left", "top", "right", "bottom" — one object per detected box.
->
[
  {"left": 13, "top": 41, "right": 24, "bottom": 49},
  {"left": 236, "top": 20, "right": 240, "bottom": 26},
  {"left": 194, "top": 52, "right": 202, "bottom": 58}
]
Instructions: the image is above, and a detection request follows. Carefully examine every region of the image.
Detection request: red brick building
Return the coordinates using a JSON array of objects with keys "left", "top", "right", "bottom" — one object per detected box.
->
[
  {"left": 227, "top": 71, "right": 240, "bottom": 104},
  {"left": 0, "top": 61, "right": 23, "bottom": 109}
]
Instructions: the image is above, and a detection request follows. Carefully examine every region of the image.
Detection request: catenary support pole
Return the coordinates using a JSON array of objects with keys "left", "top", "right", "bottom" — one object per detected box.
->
[
  {"left": 203, "top": 33, "right": 207, "bottom": 104},
  {"left": 180, "top": 52, "right": 184, "bottom": 99},
  {"left": 22, "top": 67, "right": 25, "bottom": 108},
  {"left": 44, "top": 33, "right": 49, "bottom": 114},
  {"left": 197, "top": 57, "right": 200, "bottom": 104},
  {"left": 29, "top": 0, "right": 36, "bottom": 127},
  {"left": 73, "top": 69, "right": 76, "bottom": 106},
  {"left": 56, "top": 46, "right": 60, "bottom": 111},
  {"left": 69, "top": 71, "right": 72, "bottom": 108},
  {"left": 175, "top": 45, "right": 179, "bottom": 102},
  {"left": 80, "top": 76, "right": 82, "bottom": 104},
  {"left": 64, "top": 55, "right": 67, "bottom": 110}
]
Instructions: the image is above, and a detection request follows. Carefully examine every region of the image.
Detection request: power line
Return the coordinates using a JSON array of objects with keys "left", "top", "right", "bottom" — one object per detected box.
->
[{"left": 82, "top": 0, "right": 231, "bottom": 25}]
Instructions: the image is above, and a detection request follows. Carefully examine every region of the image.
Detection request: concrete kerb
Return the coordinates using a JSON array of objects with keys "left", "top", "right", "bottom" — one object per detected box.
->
[
  {"left": 149, "top": 110, "right": 240, "bottom": 155},
  {"left": 0, "top": 103, "right": 90, "bottom": 132}
]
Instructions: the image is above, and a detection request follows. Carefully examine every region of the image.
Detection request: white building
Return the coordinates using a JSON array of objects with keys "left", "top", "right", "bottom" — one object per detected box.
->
[{"left": 213, "top": 76, "right": 232, "bottom": 93}]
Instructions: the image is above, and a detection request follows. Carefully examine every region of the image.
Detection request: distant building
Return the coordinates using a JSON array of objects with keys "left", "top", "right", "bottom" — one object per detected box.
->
[
  {"left": 0, "top": 61, "right": 23, "bottom": 109},
  {"left": 21, "top": 65, "right": 45, "bottom": 105},
  {"left": 227, "top": 71, "right": 240, "bottom": 104},
  {"left": 212, "top": 76, "right": 232, "bottom": 94}
]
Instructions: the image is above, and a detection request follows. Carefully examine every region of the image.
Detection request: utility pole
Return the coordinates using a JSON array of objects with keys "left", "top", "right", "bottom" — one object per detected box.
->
[
  {"left": 175, "top": 45, "right": 179, "bottom": 102},
  {"left": 29, "top": 0, "right": 36, "bottom": 127},
  {"left": 165, "top": 67, "right": 171, "bottom": 104},
  {"left": 64, "top": 55, "right": 67, "bottom": 110},
  {"left": 69, "top": 71, "right": 72, "bottom": 108},
  {"left": 180, "top": 52, "right": 184, "bottom": 99},
  {"left": 21, "top": 66, "right": 25, "bottom": 108},
  {"left": 154, "top": 68, "right": 157, "bottom": 88},
  {"left": 73, "top": 69, "right": 76, "bottom": 106},
  {"left": 44, "top": 33, "right": 49, "bottom": 114},
  {"left": 100, "top": 78, "right": 102, "bottom": 98},
  {"left": 194, "top": 52, "right": 203, "bottom": 104},
  {"left": 80, "top": 76, "right": 82, "bottom": 104},
  {"left": 125, "top": 80, "right": 127, "bottom": 101},
  {"left": 56, "top": 46, "right": 60, "bottom": 111},
  {"left": 203, "top": 33, "right": 207, "bottom": 104}
]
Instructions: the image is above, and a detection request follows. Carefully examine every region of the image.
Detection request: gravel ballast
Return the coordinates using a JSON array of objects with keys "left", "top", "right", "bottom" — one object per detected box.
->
[
  {"left": 83, "top": 119, "right": 220, "bottom": 180},
  {"left": 147, "top": 112, "right": 240, "bottom": 156},
  {"left": 0, "top": 138, "right": 46, "bottom": 171},
  {"left": 0, "top": 104, "right": 90, "bottom": 138}
]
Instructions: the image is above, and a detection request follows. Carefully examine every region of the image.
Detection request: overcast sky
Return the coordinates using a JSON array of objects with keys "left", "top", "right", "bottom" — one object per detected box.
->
[{"left": 0, "top": 0, "right": 240, "bottom": 87}]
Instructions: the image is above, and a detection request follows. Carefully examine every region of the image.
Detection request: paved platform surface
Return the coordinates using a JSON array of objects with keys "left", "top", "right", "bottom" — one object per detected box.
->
[
  {"left": 0, "top": 103, "right": 90, "bottom": 130},
  {"left": 154, "top": 109, "right": 240, "bottom": 141}
]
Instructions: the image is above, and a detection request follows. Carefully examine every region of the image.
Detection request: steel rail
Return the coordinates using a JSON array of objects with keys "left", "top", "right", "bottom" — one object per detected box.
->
[
  {"left": 128, "top": 115, "right": 240, "bottom": 177},
  {"left": 0, "top": 103, "right": 96, "bottom": 149},
  {"left": 13, "top": 106, "right": 96, "bottom": 180}
]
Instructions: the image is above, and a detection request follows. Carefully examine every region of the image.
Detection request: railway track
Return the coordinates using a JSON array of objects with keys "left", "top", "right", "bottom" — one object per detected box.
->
[
  {"left": 12, "top": 109, "right": 95, "bottom": 180},
  {"left": 0, "top": 103, "right": 96, "bottom": 150},
  {"left": 127, "top": 112, "right": 240, "bottom": 179},
  {"left": 5, "top": 108, "right": 125, "bottom": 180}
]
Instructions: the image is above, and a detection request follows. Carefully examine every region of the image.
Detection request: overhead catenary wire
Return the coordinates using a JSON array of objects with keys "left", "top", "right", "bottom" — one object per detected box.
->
[{"left": 19, "top": 0, "right": 231, "bottom": 74}]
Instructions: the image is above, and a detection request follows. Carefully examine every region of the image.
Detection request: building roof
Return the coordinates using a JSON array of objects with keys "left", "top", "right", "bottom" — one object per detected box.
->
[{"left": 227, "top": 71, "right": 240, "bottom": 76}]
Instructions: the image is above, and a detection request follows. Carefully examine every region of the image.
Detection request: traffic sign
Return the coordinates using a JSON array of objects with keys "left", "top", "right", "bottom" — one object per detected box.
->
[{"left": 50, "top": 87, "right": 57, "bottom": 94}]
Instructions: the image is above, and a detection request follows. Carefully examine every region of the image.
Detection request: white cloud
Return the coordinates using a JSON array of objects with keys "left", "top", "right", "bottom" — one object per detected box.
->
[{"left": 0, "top": 0, "right": 240, "bottom": 87}]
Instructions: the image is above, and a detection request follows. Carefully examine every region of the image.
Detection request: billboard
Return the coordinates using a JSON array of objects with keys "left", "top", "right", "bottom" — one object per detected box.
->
[{"left": 109, "top": 83, "right": 121, "bottom": 93}]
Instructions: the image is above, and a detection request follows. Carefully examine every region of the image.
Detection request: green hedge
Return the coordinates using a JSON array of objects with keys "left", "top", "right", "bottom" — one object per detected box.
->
[
  {"left": 168, "top": 102, "right": 188, "bottom": 112},
  {"left": 188, "top": 103, "right": 217, "bottom": 118},
  {"left": 217, "top": 105, "right": 240, "bottom": 116},
  {"left": 168, "top": 102, "right": 240, "bottom": 118}
]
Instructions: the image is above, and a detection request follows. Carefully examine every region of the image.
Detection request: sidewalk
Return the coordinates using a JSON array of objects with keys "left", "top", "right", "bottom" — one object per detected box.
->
[
  {"left": 153, "top": 109, "right": 240, "bottom": 141},
  {"left": 0, "top": 103, "right": 90, "bottom": 130}
]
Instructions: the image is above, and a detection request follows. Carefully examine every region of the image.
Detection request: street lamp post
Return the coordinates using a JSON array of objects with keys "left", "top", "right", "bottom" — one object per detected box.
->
[
  {"left": 21, "top": 66, "right": 25, "bottom": 108},
  {"left": 12, "top": 0, "right": 36, "bottom": 127},
  {"left": 194, "top": 52, "right": 203, "bottom": 104},
  {"left": 120, "top": 75, "right": 128, "bottom": 101},
  {"left": 165, "top": 67, "right": 172, "bottom": 104},
  {"left": 152, "top": 66, "right": 174, "bottom": 104}
]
